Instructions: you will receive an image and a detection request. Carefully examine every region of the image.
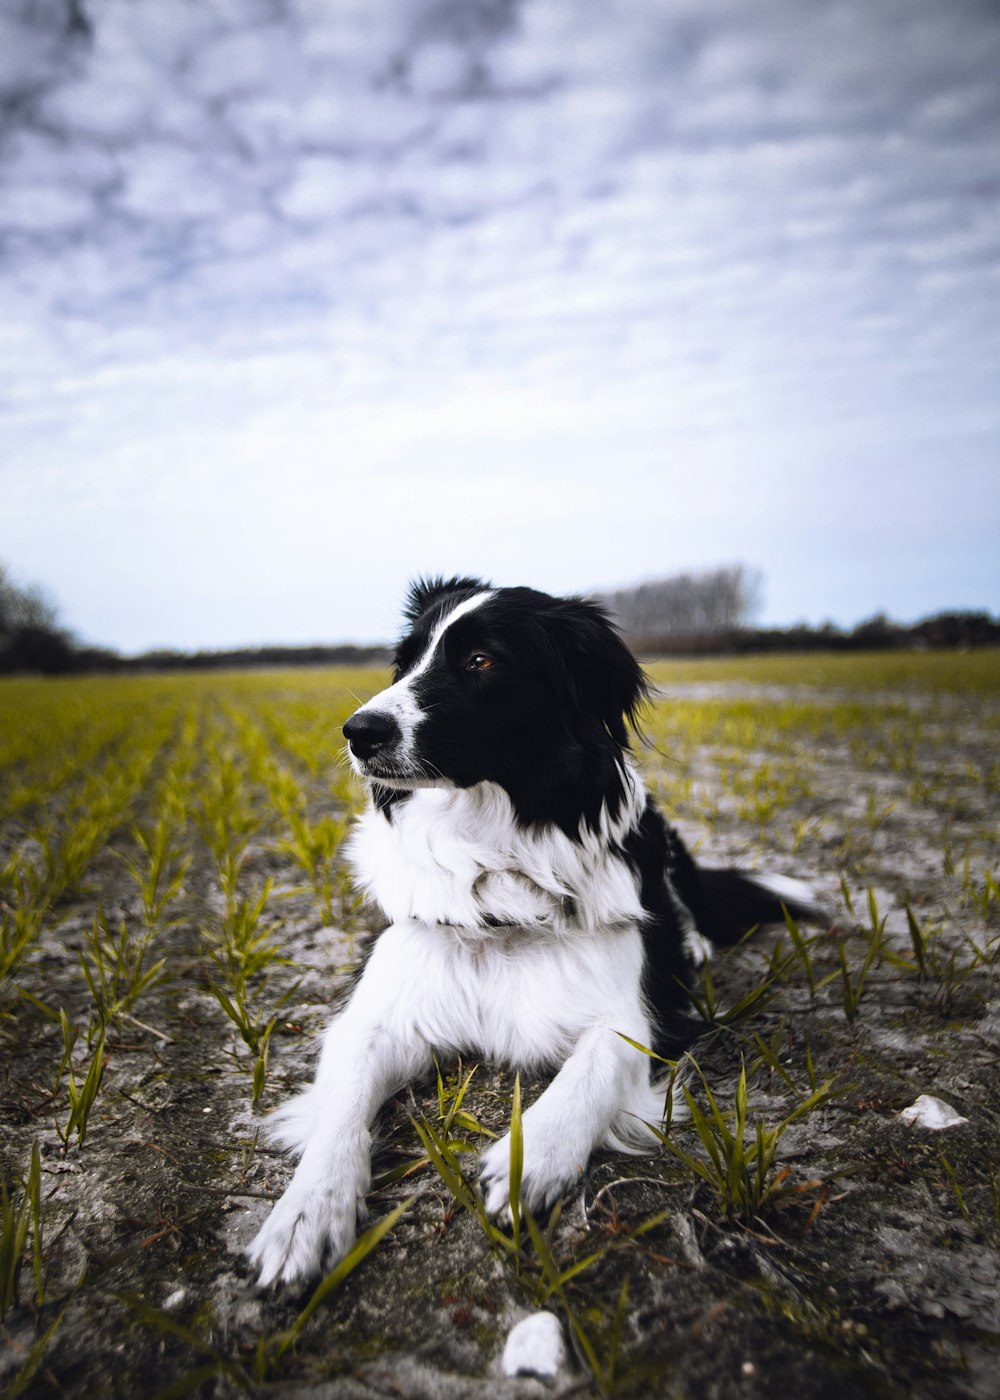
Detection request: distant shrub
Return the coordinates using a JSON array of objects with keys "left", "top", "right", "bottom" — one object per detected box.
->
[{"left": 0, "top": 562, "right": 76, "bottom": 675}]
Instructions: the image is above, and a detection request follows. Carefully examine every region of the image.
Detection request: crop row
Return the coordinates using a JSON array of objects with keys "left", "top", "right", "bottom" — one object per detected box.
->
[{"left": 0, "top": 657, "right": 998, "bottom": 1394}]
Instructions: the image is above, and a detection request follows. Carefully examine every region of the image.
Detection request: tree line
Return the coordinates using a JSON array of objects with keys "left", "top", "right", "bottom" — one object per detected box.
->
[
  {"left": 0, "top": 564, "right": 390, "bottom": 675},
  {"left": 620, "top": 610, "right": 1000, "bottom": 657},
  {"left": 1, "top": 559, "right": 997, "bottom": 676},
  {"left": 594, "top": 566, "right": 999, "bottom": 654}
]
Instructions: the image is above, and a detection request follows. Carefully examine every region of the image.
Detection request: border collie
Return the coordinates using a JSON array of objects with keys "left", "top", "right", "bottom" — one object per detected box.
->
[{"left": 249, "top": 577, "right": 823, "bottom": 1286}]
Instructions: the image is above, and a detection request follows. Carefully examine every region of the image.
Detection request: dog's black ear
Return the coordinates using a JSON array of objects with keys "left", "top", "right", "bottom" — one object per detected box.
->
[
  {"left": 554, "top": 598, "right": 650, "bottom": 748},
  {"left": 404, "top": 575, "right": 490, "bottom": 624}
]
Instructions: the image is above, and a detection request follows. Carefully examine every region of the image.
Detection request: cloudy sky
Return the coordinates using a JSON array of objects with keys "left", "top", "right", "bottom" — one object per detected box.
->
[{"left": 1, "top": 0, "right": 998, "bottom": 652}]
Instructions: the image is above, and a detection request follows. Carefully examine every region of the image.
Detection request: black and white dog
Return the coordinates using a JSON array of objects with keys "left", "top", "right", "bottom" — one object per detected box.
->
[{"left": 249, "top": 577, "right": 823, "bottom": 1286}]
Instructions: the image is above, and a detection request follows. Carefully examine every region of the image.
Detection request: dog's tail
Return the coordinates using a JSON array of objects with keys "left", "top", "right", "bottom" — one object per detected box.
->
[{"left": 695, "top": 868, "right": 828, "bottom": 947}]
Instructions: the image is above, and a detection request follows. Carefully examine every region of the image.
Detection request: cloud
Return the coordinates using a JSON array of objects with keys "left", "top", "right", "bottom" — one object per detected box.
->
[{"left": 0, "top": 0, "right": 997, "bottom": 647}]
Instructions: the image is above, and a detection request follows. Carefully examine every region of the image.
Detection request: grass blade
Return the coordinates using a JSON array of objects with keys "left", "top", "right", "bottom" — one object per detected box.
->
[
  {"left": 274, "top": 1196, "right": 415, "bottom": 1355},
  {"left": 509, "top": 1073, "right": 523, "bottom": 1258}
]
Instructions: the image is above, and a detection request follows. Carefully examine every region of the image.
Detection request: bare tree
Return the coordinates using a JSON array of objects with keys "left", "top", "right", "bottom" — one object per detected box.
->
[
  {"left": 0, "top": 561, "right": 59, "bottom": 635},
  {"left": 596, "top": 565, "right": 763, "bottom": 637}
]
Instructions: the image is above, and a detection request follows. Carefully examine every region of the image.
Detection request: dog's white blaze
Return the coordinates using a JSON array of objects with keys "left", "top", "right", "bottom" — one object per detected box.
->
[
  {"left": 346, "top": 590, "right": 494, "bottom": 779},
  {"left": 404, "top": 589, "right": 495, "bottom": 681}
]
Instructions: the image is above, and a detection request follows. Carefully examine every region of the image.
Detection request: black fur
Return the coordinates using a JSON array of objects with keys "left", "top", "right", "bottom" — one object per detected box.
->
[
  {"left": 359, "top": 576, "right": 824, "bottom": 1052},
  {"left": 382, "top": 577, "right": 649, "bottom": 836}
]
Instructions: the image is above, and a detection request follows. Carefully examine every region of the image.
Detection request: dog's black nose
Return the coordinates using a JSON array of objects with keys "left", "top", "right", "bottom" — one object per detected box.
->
[{"left": 343, "top": 710, "right": 402, "bottom": 760}]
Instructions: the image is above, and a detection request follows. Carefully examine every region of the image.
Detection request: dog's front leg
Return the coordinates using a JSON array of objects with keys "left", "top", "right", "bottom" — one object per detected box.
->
[
  {"left": 248, "top": 936, "right": 432, "bottom": 1286},
  {"left": 480, "top": 1020, "right": 657, "bottom": 1217}
]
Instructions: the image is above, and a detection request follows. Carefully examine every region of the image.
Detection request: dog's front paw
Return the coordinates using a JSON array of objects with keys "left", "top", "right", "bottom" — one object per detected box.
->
[
  {"left": 479, "top": 1131, "right": 584, "bottom": 1221},
  {"left": 479, "top": 1139, "right": 517, "bottom": 1220},
  {"left": 248, "top": 1180, "right": 361, "bottom": 1287}
]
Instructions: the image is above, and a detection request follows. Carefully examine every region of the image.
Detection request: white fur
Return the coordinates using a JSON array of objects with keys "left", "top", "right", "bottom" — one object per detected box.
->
[
  {"left": 347, "top": 774, "right": 647, "bottom": 933},
  {"left": 248, "top": 911, "right": 668, "bottom": 1285},
  {"left": 248, "top": 757, "right": 671, "bottom": 1286},
  {"left": 247, "top": 590, "right": 688, "bottom": 1287},
  {"left": 746, "top": 871, "right": 823, "bottom": 915}
]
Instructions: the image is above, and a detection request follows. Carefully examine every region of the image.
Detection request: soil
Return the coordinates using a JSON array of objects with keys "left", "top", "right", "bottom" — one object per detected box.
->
[{"left": 1, "top": 679, "right": 998, "bottom": 1399}]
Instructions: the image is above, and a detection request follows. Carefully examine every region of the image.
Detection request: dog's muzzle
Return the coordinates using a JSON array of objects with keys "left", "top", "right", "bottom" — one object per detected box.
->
[{"left": 343, "top": 709, "right": 402, "bottom": 763}]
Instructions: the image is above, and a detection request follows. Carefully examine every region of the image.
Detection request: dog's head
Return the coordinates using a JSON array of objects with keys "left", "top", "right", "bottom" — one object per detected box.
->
[{"left": 343, "top": 576, "right": 648, "bottom": 830}]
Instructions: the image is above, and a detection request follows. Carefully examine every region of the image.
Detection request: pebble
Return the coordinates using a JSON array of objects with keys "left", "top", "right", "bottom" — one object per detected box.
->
[
  {"left": 899, "top": 1095, "right": 968, "bottom": 1130},
  {"left": 501, "top": 1311, "right": 566, "bottom": 1378}
]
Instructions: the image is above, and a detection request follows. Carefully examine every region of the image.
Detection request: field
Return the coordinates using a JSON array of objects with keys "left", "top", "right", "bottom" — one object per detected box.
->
[{"left": 1, "top": 653, "right": 999, "bottom": 1398}]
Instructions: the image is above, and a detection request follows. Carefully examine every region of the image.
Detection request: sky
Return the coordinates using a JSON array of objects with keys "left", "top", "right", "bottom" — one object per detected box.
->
[{"left": 1, "top": 0, "right": 998, "bottom": 653}]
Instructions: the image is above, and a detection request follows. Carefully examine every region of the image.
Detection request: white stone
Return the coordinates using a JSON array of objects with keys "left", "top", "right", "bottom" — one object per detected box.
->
[
  {"left": 501, "top": 1311, "right": 567, "bottom": 1378},
  {"left": 899, "top": 1095, "right": 968, "bottom": 1130}
]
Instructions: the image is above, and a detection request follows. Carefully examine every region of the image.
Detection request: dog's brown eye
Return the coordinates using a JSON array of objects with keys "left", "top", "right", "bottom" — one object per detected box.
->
[{"left": 467, "top": 653, "right": 493, "bottom": 671}]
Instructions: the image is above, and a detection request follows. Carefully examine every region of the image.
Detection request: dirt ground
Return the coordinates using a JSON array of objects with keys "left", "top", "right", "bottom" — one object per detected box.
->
[{"left": 1, "top": 675, "right": 998, "bottom": 1399}]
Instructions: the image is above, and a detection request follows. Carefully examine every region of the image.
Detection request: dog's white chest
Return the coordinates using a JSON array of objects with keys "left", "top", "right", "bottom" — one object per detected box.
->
[
  {"left": 346, "top": 782, "right": 646, "bottom": 933},
  {"left": 356, "top": 914, "right": 650, "bottom": 1068}
]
